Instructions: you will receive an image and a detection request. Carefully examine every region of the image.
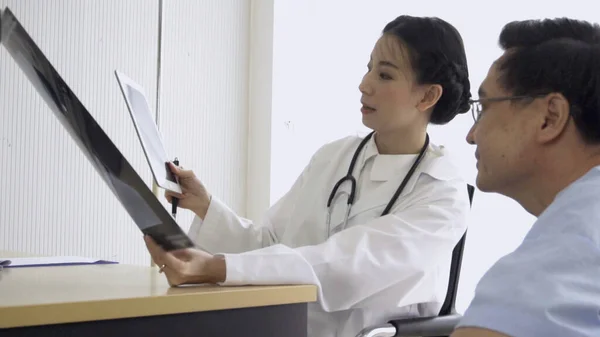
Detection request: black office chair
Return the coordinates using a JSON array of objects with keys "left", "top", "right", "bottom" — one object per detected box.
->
[{"left": 357, "top": 184, "right": 475, "bottom": 337}]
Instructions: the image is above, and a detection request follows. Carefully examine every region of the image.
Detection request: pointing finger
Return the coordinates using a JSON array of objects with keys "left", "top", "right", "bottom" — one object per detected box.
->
[
  {"left": 168, "top": 162, "right": 185, "bottom": 173},
  {"left": 165, "top": 190, "right": 185, "bottom": 199},
  {"left": 169, "top": 162, "right": 196, "bottom": 179}
]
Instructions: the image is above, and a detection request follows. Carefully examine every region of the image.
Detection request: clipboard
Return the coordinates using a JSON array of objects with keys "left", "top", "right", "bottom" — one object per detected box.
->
[{"left": 114, "top": 70, "right": 182, "bottom": 194}]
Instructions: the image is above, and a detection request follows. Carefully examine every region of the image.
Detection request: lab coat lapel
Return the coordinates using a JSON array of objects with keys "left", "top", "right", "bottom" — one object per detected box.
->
[
  {"left": 328, "top": 177, "right": 405, "bottom": 234},
  {"left": 327, "top": 181, "right": 353, "bottom": 234},
  {"left": 348, "top": 166, "right": 422, "bottom": 222},
  {"left": 328, "top": 144, "right": 458, "bottom": 233},
  {"left": 328, "top": 137, "right": 383, "bottom": 233}
]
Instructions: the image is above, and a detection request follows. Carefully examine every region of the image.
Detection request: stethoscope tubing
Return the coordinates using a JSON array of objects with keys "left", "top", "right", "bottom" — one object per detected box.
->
[{"left": 326, "top": 131, "right": 429, "bottom": 236}]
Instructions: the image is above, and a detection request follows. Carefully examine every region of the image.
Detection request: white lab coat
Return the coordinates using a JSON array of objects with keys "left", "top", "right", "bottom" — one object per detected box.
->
[{"left": 188, "top": 134, "right": 470, "bottom": 337}]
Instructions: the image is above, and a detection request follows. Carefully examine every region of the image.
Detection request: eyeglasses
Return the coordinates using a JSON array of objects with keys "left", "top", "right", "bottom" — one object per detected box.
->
[{"left": 469, "top": 94, "right": 549, "bottom": 123}]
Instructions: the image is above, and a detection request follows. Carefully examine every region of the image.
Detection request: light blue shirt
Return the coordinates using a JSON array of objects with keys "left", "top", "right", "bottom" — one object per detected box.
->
[{"left": 457, "top": 166, "right": 600, "bottom": 337}]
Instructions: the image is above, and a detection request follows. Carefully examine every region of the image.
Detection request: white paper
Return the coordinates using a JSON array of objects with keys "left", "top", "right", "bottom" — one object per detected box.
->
[{"left": 0, "top": 256, "right": 113, "bottom": 267}]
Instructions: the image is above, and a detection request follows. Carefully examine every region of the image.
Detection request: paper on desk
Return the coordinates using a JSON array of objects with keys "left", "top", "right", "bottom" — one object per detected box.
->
[{"left": 0, "top": 256, "right": 118, "bottom": 268}]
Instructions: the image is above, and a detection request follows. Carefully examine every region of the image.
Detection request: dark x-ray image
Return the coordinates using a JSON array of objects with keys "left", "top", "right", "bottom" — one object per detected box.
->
[{"left": 0, "top": 8, "right": 193, "bottom": 251}]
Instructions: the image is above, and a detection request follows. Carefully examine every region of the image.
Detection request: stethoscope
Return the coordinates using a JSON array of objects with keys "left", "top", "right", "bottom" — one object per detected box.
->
[{"left": 325, "top": 131, "right": 430, "bottom": 236}]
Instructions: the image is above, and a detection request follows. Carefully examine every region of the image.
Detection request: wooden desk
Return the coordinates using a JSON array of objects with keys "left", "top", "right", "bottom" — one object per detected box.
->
[{"left": 0, "top": 251, "right": 317, "bottom": 337}]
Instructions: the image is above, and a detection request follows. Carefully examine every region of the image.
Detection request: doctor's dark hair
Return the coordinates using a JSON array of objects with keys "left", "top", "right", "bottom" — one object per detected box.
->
[
  {"left": 382, "top": 15, "right": 471, "bottom": 125},
  {"left": 496, "top": 18, "right": 600, "bottom": 144}
]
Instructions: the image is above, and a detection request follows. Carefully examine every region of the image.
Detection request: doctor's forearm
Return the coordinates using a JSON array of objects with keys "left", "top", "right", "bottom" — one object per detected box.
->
[{"left": 189, "top": 196, "right": 277, "bottom": 253}]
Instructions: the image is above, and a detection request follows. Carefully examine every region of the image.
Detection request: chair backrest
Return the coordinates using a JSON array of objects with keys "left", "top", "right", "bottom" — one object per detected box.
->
[{"left": 438, "top": 184, "right": 475, "bottom": 316}]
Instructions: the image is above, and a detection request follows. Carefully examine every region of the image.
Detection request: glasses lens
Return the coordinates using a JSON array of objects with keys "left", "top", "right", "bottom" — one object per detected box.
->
[{"left": 472, "top": 102, "right": 483, "bottom": 122}]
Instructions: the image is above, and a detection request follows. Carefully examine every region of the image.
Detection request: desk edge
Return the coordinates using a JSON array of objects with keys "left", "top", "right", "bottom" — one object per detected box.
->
[{"left": 0, "top": 285, "right": 317, "bottom": 329}]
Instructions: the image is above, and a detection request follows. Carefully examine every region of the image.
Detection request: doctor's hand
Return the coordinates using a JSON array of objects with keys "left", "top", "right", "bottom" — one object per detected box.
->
[
  {"left": 165, "top": 162, "right": 212, "bottom": 219},
  {"left": 144, "top": 235, "right": 226, "bottom": 286}
]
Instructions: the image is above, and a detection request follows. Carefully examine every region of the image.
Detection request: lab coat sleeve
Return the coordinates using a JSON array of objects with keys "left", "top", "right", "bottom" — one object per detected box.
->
[
  {"left": 187, "top": 197, "right": 271, "bottom": 254},
  {"left": 218, "top": 177, "right": 469, "bottom": 312},
  {"left": 188, "top": 152, "right": 319, "bottom": 254}
]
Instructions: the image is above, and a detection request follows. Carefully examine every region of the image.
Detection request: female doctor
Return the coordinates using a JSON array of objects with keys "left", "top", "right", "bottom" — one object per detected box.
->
[{"left": 145, "top": 15, "right": 472, "bottom": 337}]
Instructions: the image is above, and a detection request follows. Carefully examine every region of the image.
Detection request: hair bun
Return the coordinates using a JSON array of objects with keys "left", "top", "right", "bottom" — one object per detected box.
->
[
  {"left": 423, "top": 56, "right": 472, "bottom": 124},
  {"left": 454, "top": 63, "right": 472, "bottom": 114}
]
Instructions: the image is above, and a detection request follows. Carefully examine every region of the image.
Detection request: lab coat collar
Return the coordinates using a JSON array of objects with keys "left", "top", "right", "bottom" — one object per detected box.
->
[
  {"left": 329, "top": 133, "right": 463, "bottom": 232},
  {"left": 359, "top": 133, "right": 460, "bottom": 183},
  {"left": 331, "top": 134, "right": 460, "bottom": 228}
]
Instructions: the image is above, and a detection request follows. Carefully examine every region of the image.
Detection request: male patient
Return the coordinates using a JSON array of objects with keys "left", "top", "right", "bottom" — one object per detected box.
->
[{"left": 452, "top": 18, "right": 600, "bottom": 337}]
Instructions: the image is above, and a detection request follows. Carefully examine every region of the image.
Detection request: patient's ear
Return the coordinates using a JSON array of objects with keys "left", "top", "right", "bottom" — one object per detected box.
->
[{"left": 537, "top": 93, "right": 570, "bottom": 143}]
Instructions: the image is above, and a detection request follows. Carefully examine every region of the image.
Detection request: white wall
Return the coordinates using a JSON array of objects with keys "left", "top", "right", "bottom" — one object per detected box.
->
[
  {"left": 0, "top": 0, "right": 251, "bottom": 265},
  {"left": 270, "top": 0, "right": 598, "bottom": 312},
  {"left": 158, "top": 0, "right": 251, "bottom": 234}
]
